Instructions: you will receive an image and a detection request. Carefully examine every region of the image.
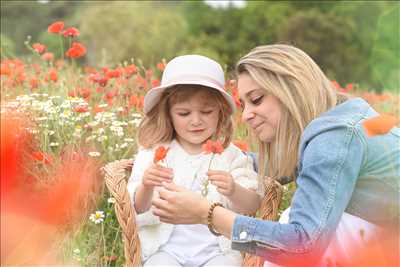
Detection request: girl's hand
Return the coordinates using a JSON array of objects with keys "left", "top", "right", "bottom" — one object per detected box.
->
[
  {"left": 152, "top": 182, "right": 210, "bottom": 224},
  {"left": 142, "top": 163, "right": 173, "bottom": 189},
  {"left": 207, "top": 170, "right": 236, "bottom": 196}
]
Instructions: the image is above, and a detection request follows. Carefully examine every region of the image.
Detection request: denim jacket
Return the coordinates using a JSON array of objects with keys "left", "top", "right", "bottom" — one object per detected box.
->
[{"left": 231, "top": 98, "right": 399, "bottom": 265}]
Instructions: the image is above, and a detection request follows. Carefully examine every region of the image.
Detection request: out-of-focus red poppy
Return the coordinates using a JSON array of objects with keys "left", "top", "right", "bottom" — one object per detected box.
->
[
  {"left": 32, "top": 43, "right": 46, "bottom": 54},
  {"left": 67, "top": 90, "right": 78, "bottom": 98},
  {"left": 62, "top": 27, "right": 80, "bottom": 38},
  {"left": 233, "top": 140, "right": 249, "bottom": 152},
  {"left": 45, "top": 68, "right": 58, "bottom": 82},
  {"left": 0, "top": 63, "right": 11, "bottom": 76},
  {"left": 30, "top": 77, "right": 39, "bottom": 90},
  {"left": 73, "top": 105, "right": 89, "bottom": 113},
  {"left": 93, "top": 105, "right": 106, "bottom": 114},
  {"left": 89, "top": 73, "right": 108, "bottom": 87},
  {"left": 47, "top": 21, "right": 64, "bottom": 33},
  {"left": 41, "top": 52, "right": 54, "bottom": 61},
  {"left": 79, "top": 87, "right": 91, "bottom": 99},
  {"left": 65, "top": 42, "right": 86, "bottom": 58},
  {"left": 106, "top": 68, "right": 122, "bottom": 79},
  {"left": 363, "top": 114, "right": 397, "bottom": 137},
  {"left": 202, "top": 140, "right": 224, "bottom": 154},
  {"left": 154, "top": 146, "right": 170, "bottom": 164},
  {"left": 345, "top": 83, "right": 353, "bottom": 92},
  {"left": 129, "top": 95, "right": 138, "bottom": 108},
  {"left": 125, "top": 64, "right": 137, "bottom": 77},
  {"left": 157, "top": 61, "right": 166, "bottom": 71},
  {"left": 32, "top": 151, "right": 52, "bottom": 164},
  {"left": 151, "top": 79, "right": 160, "bottom": 87}
]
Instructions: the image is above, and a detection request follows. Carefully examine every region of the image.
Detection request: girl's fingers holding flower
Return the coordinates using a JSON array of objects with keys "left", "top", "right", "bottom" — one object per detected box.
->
[{"left": 207, "top": 170, "right": 229, "bottom": 176}]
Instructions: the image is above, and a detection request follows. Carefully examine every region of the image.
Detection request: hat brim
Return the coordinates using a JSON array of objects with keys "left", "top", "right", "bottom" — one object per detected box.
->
[{"left": 143, "top": 80, "right": 236, "bottom": 114}]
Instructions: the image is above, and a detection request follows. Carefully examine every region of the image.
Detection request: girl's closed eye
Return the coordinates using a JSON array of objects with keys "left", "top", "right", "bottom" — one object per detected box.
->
[
  {"left": 201, "top": 109, "right": 214, "bottom": 115},
  {"left": 177, "top": 112, "right": 190, "bottom": 116}
]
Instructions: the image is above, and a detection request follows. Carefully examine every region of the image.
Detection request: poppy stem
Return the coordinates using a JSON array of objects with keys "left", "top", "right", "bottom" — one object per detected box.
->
[{"left": 59, "top": 35, "right": 64, "bottom": 60}]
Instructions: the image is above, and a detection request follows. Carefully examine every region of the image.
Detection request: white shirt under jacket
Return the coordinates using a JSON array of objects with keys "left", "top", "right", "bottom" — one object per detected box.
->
[{"left": 127, "top": 139, "right": 260, "bottom": 262}]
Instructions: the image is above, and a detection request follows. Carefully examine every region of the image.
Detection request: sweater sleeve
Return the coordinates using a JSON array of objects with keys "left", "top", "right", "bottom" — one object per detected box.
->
[
  {"left": 127, "top": 148, "right": 161, "bottom": 226},
  {"left": 228, "top": 144, "right": 260, "bottom": 195}
]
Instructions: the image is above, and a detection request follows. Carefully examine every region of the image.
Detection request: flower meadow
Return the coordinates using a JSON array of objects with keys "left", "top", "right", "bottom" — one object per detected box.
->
[{"left": 1, "top": 21, "right": 399, "bottom": 266}]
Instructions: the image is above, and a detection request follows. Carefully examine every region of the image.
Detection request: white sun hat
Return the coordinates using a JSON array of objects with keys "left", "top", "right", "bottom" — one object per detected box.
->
[{"left": 143, "top": 55, "right": 236, "bottom": 114}]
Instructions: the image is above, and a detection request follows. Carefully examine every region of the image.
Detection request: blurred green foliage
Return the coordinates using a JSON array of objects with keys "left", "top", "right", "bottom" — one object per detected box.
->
[{"left": 1, "top": 0, "right": 398, "bottom": 91}]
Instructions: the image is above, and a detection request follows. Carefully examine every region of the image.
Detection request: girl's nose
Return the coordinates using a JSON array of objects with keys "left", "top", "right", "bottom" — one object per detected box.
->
[{"left": 190, "top": 113, "right": 202, "bottom": 126}]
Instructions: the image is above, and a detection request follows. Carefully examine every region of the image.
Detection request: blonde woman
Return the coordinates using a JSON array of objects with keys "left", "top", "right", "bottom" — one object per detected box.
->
[{"left": 152, "top": 45, "right": 399, "bottom": 266}]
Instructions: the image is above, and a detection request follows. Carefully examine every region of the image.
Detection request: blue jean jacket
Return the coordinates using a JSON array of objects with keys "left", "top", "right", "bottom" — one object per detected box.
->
[{"left": 232, "top": 98, "right": 399, "bottom": 265}]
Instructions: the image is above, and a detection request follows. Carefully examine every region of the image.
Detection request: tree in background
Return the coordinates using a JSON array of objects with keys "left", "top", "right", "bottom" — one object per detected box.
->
[
  {"left": 77, "top": 1, "right": 187, "bottom": 67},
  {"left": 369, "top": 5, "right": 400, "bottom": 93},
  {"left": 1, "top": 0, "right": 80, "bottom": 58}
]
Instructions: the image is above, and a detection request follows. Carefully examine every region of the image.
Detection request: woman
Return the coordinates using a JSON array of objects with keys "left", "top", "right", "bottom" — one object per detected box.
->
[{"left": 152, "top": 45, "right": 399, "bottom": 266}]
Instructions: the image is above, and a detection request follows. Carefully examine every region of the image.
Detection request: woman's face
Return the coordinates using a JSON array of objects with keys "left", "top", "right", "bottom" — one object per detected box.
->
[{"left": 238, "top": 72, "right": 282, "bottom": 143}]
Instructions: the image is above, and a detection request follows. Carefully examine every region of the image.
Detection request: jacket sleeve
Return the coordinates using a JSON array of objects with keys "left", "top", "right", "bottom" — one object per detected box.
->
[
  {"left": 127, "top": 148, "right": 161, "bottom": 226},
  {"left": 231, "top": 125, "right": 364, "bottom": 265}
]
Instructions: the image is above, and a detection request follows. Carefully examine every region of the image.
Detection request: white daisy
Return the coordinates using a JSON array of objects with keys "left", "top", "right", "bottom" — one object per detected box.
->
[{"left": 89, "top": 211, "right": 105, "bottom": 224}]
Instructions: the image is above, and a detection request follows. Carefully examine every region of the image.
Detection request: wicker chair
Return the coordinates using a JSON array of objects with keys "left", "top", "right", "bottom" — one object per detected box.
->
[{"left": 103, "top": 159, "right": 284, "bottom": 267}]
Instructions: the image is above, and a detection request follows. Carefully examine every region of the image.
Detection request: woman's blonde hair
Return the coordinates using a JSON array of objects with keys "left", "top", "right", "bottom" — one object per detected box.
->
[
  {"left": 137, "top": 85, "right": 233, "bottom": 149},
  {"left": 236, "top": 44, "right": 338, "bottom": 180}
]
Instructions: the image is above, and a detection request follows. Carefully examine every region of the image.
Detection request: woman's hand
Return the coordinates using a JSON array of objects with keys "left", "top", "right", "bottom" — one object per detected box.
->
[
  {"left": 142, "top": 163, "right": 173, "bottom": 189},
  {"left": 152, "top": 182, "right": 210, "bottom": 225},
  {"left": 207, "top": 170, "right": 236, "bottom": 196}
]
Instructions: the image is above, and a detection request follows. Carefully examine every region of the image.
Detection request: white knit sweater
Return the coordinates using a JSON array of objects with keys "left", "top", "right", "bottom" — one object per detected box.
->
[{"left": 127, "top": 139, "right": 260, "bottom": 261}]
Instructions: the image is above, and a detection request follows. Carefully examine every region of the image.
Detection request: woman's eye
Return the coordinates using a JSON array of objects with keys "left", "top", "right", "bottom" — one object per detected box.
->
[
  {"left": 251, "top": 96, "right": 263, "bottom": 105},
  {"left": 178, "top": 112, "right": 190, "bottom": 116},
  {"left": 201, "top": 110, "right": 213, "bottom": 114}
]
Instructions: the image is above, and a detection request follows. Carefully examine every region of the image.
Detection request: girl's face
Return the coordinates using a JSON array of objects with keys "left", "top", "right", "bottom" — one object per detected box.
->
[
  {"left": 169, "top": 90, "right": 220, "bottom": 154},
  {"left": 238, "top": 72, "right": 282, "bottom": 143}
]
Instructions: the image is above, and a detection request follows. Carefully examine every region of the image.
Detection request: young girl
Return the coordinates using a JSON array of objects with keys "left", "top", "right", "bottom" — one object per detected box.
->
[{"left": 127, "top": 55, "right": 261, "bottom": 266}]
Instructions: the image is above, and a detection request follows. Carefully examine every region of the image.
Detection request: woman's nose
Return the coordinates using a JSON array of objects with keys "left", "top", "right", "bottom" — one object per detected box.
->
[{"left": 241, "top": 106, "right": 255, "bottom": 122}]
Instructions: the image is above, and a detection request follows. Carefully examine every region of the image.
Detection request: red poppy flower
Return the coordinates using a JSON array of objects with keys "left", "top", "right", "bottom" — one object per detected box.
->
[
  {"left": 68, "top": 90, "right": 78, "bottom": 98},
  {"left": 151, "top": 79, "right": 160, "bottom": 87},
  {"left": 41, "top": 52, "right": 54, "bottom": 61},
  {"left": 62, "top": 27, "right": 80, "bottom": 38},
  {"left": 47, "top": 21, "right": 64, "bottom": 33},
  {"left": 233, "top": 140, "right": 249, "bottom": 152},
  {"left": 32, "top": 43, "right": 46, "bottom": 54},
  {"left": 125, "top": 64, "right": 137, "bottom": 77},
  {"left": 30, "top": 77, "right": 39, "bottom": 90},
  {"left": 93, "top": 105, "right": 105, "bottom": 114},
  {"left": 154, "top": 146, "right": 170, "bottom": 164},
  {"left": 45, "top": 69, "right": 58, "bottom": 82},
  {"left": 0, "top": 63, "right": 11, "bottom": 76},
  {"left": 79, "top": 87, "right": 91, "bottom": 99},
  {"left": 65, "top": 42, "right": 86, "bottom": 58},
  {"left": 106, "top": 69, "right": 122, "bottom": 79},
  {"left": 202, "top": 140, "right": 224, "bottom": 154},
  {"left": 32, "top": 151, "right": 52, "bottom": 164},
  {"left": 73, "top": 105, "right": 89, "bottom": 113},
  {"left": 363, "top": 114, "right": 397, "bottom": 137},
  {"left": 157, "top": 61, "right": 166, "bottom": 71}
]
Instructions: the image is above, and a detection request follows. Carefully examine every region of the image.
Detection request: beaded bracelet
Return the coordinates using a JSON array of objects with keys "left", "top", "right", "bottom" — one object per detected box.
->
[{"left": 207, "top": 202, "right": 224, "bottom": 236}]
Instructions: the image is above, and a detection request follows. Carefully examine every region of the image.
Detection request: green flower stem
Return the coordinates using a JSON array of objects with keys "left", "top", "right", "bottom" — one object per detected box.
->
[{"left": 59, "top": 34, "right": 64, "bottom": 60}]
